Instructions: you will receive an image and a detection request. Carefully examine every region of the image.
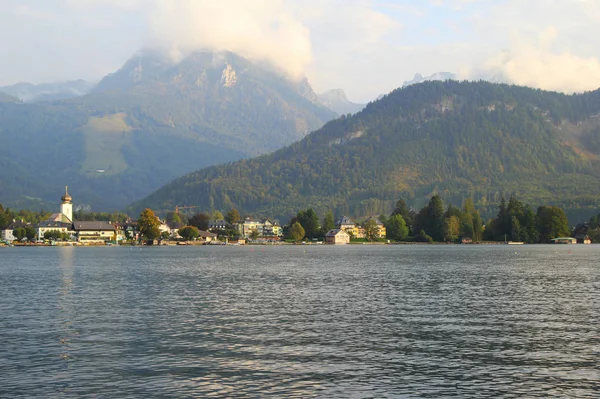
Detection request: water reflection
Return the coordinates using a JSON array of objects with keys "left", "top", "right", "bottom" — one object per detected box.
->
[{"left": 57, "top": 247, "right": 76, "bottom": 393}]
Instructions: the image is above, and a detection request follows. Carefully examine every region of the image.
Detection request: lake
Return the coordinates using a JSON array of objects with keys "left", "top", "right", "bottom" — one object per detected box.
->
[{"left": 0, "top": 245, "right": 598, "bottom": 398}]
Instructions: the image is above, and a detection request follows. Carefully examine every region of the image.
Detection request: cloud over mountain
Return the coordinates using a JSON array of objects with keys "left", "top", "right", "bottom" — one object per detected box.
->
[{"left": 3, "top": 1, "right": 600, "bottom": 101}]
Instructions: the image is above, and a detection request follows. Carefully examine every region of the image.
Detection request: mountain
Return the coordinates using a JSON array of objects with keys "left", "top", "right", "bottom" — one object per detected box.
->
[
  {"left": 318, "top": 89, "right": 366, "bottom": 115},
  {"left": 0, "top": 50, "right": 335, "bottom": 210},
  {"left": 0, "top": 92, "right": 19, "bottom": 103},
  {"left": 402, "top": 72, "right": 456, "bottom": 87},
  {"left": 0, "top": 80, "right": 94, "bottom": 102},
  {"left": 130, "top": 80, "right": 600, "bottom": 222}
]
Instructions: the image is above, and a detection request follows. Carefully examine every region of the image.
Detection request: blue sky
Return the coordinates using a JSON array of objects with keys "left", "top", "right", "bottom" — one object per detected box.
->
[{"left": 2, "top": 0, "right": 600, "bottom": 102}]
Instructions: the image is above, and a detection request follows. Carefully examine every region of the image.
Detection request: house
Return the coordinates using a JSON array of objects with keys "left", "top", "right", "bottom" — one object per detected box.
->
[
  {"left": 197, "top": 230, "right": 218, "bottom": 243},
  {"left": 261, "top": 219, "right": 283, "bottom": 237},
  {"left": 336, "top": 216, "right": 359, "bottom": 238},
  {"left": 37, "top": 220, "right": 72, "bottom": 240},
  {"left": 118, "top": 221, "right": 140, "bottom": 241},
  {"left": 158, "top": 220, "right": 171, "bottom": 237},
  {"left": 208, "top": 220, "right": 228, "bottom": 232},
  {"left": 237, "top": 218, "right": 264, "bottom": 238},
  {"left": 326, "top": 229, "right": 350, "bottom": 244},
  {"left": 572, "top": 224, "right": 591, "bottom": 243},
  {"left": 551, "top": 237, "right": 577, "bottom": 244},
  {"left": 2, "top": 220, "right": 31, "bottom": 242},
  {"left": 73, "top": 221, "right": 117, "bottom": 243}
]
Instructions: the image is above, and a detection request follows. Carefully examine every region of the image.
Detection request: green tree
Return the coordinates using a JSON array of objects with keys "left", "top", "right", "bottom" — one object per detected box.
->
[
  {"left": 391, "top": 198, "right": 413, "bottom": 232},
  {"left": 297, "top": 209, "right": 319, "bottom": 239},
  {"left": 363, "top": 218, "right": 378, "bottom": 241},
  {"left": 321, "top": 211, "right": 335, "bottom": 235},
  {"left": 212, "top": 210, "right": 224, "bottom": 220},
  {"left": 138, "top": 208, "right": 161, "bottom": 241},
  {"left": 225, "top": 208, "right": 241, "bottom": 225},
  {"left": 415, "top": 229, "right": 433, "bottom": 243},
  {"left": 250, "top": 229, "right": 260, "bottom": 240},
  {"left": 425, "top": 195, "right": 445, "bottom": 241},
  {"left": 290, "top": 222, "right": 305, "bottom": 242},
  {"left": 44, "top": 230, "right": 61, "bottom": 240},
  {"left": 178, "top": 225, "right": 199, "bottom": 240},
  {"left": 536, "top": 206, "right": 570, "bottom": 243},
  {"left": 165, "top": 211, "right": 182, "bottom": 226},
  {"left": 443, "top": 216, "right": 461, "bottom": 242},
  {"left": 0, "top": 212, "right": 8, "bottom": 230},
  {"left": 386, "top": 214, "right": 409, "bottom": 241},
  {"left": 188, "top": 213, "right": 210, "bottom": 231},
  {"left": 25, "top": 226, "right": 36, "bottom": 241},
  {"left": 13, "top": 227, "right": 26, "bottom": 241}
]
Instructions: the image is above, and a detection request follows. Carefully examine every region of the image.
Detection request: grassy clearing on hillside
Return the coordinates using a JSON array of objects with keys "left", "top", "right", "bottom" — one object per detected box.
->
[{"left": 80, "top": 113, "right": 132, "bottom": 175}]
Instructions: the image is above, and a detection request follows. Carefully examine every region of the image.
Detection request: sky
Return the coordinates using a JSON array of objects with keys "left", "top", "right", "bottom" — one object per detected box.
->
[{"left": 2, "top": 0, "right": 600, "bottom": 102}]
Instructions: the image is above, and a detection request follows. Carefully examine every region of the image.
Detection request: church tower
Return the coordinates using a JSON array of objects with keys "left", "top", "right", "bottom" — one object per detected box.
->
[{"left": 60, "top": 186, "right": 73, "bottom": 222}]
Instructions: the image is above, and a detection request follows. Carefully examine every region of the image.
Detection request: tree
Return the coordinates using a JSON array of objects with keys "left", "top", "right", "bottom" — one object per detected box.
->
[
  {"left": 178, "top": 225, "right": 199, "bottom": 240},
  {"left": 321, "top": 211, "right": 335, "bottom": 235},
  {"left": 250, "top": 229, "right": 260, "bottom": 240},
  {"left": 0, "top": 213, "right": 8, "bottom": 230},
  {"left": 386, "top": 214, "right": 408, "bottom": 241},
  {"left": 212, "top": 210, "right": 224, "bottom": 220},
  {"left": 25, "top": 226, "right": 36, "bottom": 241},
  {"left": 225, "top": 208, "right": 241, "bottom": 225},
  {"left": 44, "top": 230, "right": 62, "bottom": 240},
  {"left": 391, "top": 198, "right": 413, "bottom": 232},
  {"left": 297, "top": 209, "right": 319, "bottom": 239},
  {"left": 537, "top": 206, "right": 570, "bottom": 243},
  {"left": 138, "top": 208, "right": 161, "bottom": 241},
  {"left": 425, "top": 195, "right": 445, "bottom": 241},
  {"left": 165, "top": 211, "right": 182, "bottom": 226},
  {"left": 415, "top": 229, "right": 433, "bottom": 243},
  {"left": 13, "top": 227, "right": 26, "bottom": 241},
  {"left": 188, "top": 213, "right": 210, "bottom": 231},
  {"left": 443, "top": 216, "right": 461, "bottom": 242},
  {"left": 290, "top": 222, "right": 305, "bottom": 242},
  {"left": 363, "top": 218, "right": 379, "bottom": 241}
]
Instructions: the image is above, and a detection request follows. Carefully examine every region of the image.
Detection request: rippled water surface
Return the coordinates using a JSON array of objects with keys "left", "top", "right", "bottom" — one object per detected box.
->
[{"left": 1, "top": 245, "right": 599, "bottom": 398}]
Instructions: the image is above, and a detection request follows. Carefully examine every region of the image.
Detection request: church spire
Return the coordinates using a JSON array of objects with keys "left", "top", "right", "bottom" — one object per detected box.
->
[{"left": 61, "top": 186, "right": 72, "bottom": 203}]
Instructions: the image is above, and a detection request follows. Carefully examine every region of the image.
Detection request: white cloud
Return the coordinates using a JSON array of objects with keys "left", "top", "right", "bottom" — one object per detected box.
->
[
  {"left": 147, "top": 0, "right": 313, "bottom": 79},
  {"left": 3, "top": 0, "right": 600, "bottom": 101}
]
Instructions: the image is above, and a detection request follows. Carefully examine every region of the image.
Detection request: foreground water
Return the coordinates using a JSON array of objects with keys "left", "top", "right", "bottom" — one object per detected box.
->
[{"left": 0, "top": 245, "right": 598, "bottom": 398}]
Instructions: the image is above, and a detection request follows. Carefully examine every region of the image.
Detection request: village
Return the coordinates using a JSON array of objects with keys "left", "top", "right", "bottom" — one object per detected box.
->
[{"left": 0, "top": 187, "right": 386, "bottom": 246}]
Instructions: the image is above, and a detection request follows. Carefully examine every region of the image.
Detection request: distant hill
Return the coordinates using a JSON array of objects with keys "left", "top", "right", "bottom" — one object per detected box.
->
[
  {"left": 130, "top": 81, "right": 600, "bottom": 222},
  {"left": 0, "top": 92, "right": 19, "bottom": 103},
  {"left": 318, "top": 89, "right": 366, "bottom": 115},
  {"left": 0, "top": 80, "right": 94, "bottom": 103},
  {"left": 0, "top": 50, "right": 335, "bottom": 210}
]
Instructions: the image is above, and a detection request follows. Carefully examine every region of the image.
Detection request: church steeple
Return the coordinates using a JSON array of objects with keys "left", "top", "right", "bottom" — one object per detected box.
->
[
  {"left": 61, "top": 186, "right": 72, "bottom": 204},
  {"left": 60, "top": 186, "right": 73, "bottom": 222}
]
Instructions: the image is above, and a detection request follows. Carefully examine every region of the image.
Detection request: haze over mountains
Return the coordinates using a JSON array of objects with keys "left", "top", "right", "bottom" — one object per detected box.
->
[
  {"left": 0, "top": 50, "right": 338, "bottom": 210},
  {"left": 0, "top": 80, "right": 94, "bottom": 103},
  {"left": 131, "top": 80, "right": 600, "bottom": 222}
]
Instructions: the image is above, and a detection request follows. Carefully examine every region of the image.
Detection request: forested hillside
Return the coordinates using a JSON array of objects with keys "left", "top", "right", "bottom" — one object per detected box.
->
[
  {"left": 131, "top": 81, "right": 600, "bottom": 222},
  {"left": 0, "top": 50, "right": 335, "bottom": 210}
]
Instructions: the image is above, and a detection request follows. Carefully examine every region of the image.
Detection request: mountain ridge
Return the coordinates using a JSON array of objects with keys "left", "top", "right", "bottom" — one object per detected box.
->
[
  {"left": 0, "top": 50, "right": 336, "bottom": 210},
  {"left": 130, "top": 80, "right": 600, "bottom": 222}
]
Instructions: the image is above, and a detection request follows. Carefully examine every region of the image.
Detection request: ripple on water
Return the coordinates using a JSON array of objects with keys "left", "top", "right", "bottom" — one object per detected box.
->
[{"left": 0, "top": 245, "right": 598, "bottom": 398}]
